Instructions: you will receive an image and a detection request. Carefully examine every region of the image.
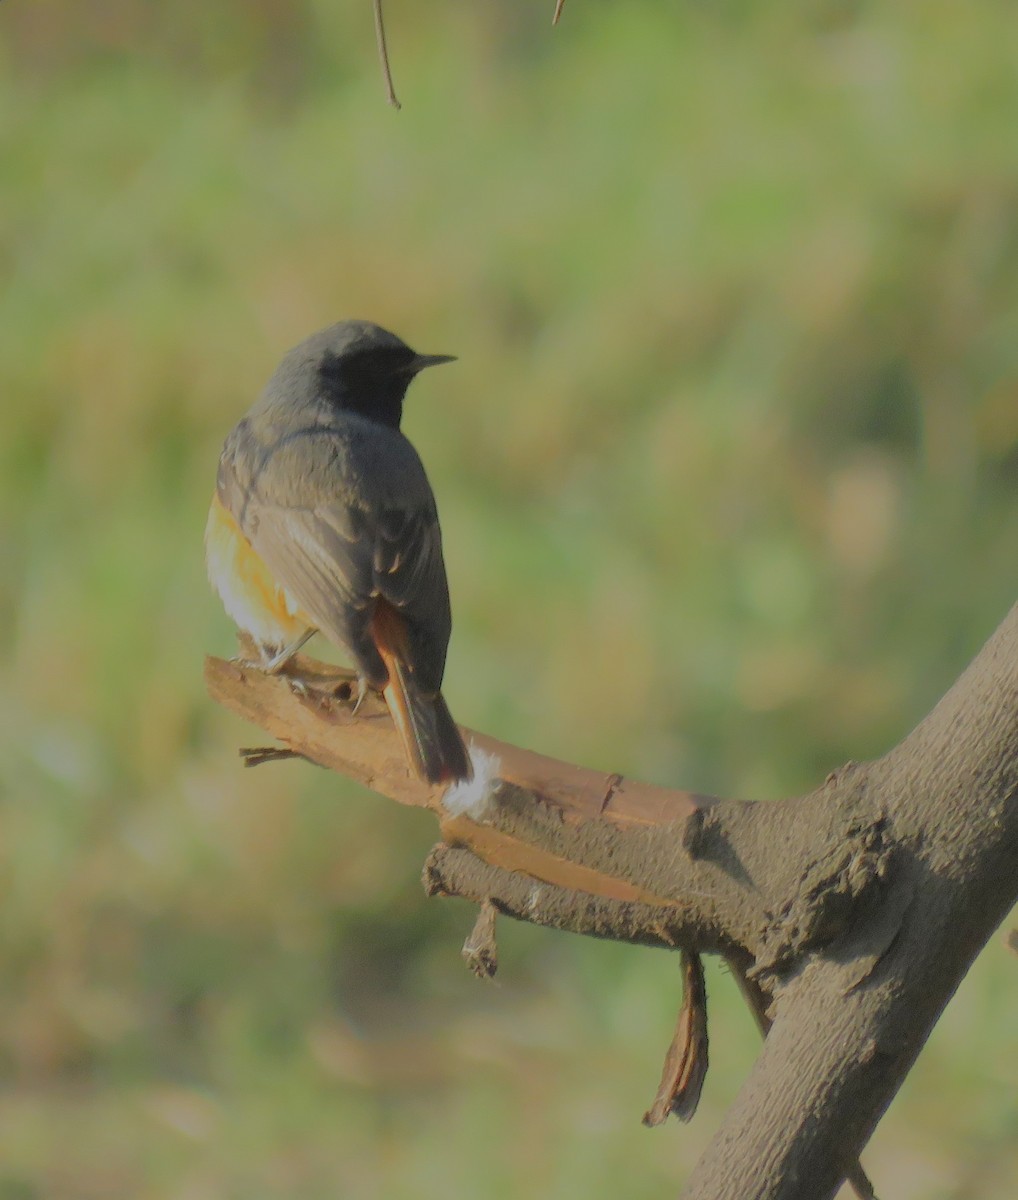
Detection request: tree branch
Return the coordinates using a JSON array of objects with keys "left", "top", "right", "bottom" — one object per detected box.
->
[{"left": 204, "top": 601, "right": 1018, "bottom": 1200}]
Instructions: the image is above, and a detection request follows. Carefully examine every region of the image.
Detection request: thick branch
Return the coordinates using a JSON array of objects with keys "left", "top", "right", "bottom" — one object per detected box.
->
[
  {"left": 682, "top": 604, "right": 1018, "bottom": 1199},
  {"left": 205, "top": 602, "right": 1018, "bottom": 1200}
]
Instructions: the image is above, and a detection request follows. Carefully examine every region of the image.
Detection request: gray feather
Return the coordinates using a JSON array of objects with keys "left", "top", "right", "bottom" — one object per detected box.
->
[{"left": 217, "top": 411, "right": 452, "bottom": 692}]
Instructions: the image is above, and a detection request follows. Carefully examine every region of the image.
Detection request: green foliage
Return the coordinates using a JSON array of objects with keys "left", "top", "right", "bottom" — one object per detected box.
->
[{"left": 1, "top": 3, "right": 1016, "bottom": 1196}]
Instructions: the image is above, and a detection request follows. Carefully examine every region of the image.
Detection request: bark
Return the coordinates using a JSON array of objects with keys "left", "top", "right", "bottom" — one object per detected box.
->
[{"left": 204, "top": 602, "right": 1018, "bottom": 1200}]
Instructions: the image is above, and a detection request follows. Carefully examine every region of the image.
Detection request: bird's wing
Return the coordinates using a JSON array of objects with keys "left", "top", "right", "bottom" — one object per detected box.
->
[
  {"left": 370, "top": 499, "right": 452, "bottom": 691},
  {"left": 219, "top": 419, "right": 451, "bottom": 690}
]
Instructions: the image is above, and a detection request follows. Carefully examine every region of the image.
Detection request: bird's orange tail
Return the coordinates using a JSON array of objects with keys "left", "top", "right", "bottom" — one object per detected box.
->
[{"left": 372, "top": 603, "right": 472, "bottom": 786}]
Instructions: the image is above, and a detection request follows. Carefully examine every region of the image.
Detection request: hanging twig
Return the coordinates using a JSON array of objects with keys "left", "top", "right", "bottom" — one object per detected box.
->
[
  {"left": 462, "top": 898, "right": 500, "bottom": 979},
  {"left": 373, "top": 0, "right": 401, "bottom": 110},
  {"left": 552, "top": 0, "right": 567, "bottom": 26}
]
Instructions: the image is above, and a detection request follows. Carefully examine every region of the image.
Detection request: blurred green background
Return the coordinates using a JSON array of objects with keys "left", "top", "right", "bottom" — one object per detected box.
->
[{"left": 2, "top": 2, "right": 1016, "bottom": 1196}]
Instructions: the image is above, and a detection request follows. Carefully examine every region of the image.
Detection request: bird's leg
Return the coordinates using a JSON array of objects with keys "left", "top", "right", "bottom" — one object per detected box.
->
[
  {"left": 232, "top": 630, "right": 314, "bottom": 675},
  {"left": 262, "top": 630, "right": 315, "bottom": 674}
]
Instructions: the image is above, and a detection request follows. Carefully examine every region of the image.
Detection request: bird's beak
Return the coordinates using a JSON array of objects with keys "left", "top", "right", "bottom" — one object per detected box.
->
[{"left": 403, "top": 352, "right": 457, "bottom": 376}]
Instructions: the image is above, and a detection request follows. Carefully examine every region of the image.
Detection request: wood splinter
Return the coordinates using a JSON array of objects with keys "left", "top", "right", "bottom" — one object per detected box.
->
[
  {"left": 240, "top": 745, "right": 306, "bottom": 768},
  {"left": 643, "top": 949, "right": 709, "bottom": 1126}
]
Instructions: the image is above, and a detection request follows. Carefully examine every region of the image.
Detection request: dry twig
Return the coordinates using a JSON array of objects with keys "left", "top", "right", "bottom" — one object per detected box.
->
[{"left": 373, "top": 0, "right": 401, "bottom": 110}]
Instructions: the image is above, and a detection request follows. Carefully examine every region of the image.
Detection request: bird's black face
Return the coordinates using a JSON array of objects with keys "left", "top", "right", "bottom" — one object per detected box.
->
[{"left": 316, "top": 328, "right": 455, "bottom": 431}]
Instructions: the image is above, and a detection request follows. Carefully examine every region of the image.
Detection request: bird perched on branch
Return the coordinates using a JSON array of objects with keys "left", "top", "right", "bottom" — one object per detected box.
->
[{"left": 205, "top": 319, "right": 472, "bottom": 785}]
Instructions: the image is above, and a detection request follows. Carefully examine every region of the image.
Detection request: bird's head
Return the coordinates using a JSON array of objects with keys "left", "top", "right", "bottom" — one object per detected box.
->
[{"left": 300, "top": 320, "right": 455, "bottom": 429}]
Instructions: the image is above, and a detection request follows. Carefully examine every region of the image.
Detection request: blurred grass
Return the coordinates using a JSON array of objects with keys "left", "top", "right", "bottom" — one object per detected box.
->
[{"left": 0, "top": 1, "right": 1016, "bottom": 1196}]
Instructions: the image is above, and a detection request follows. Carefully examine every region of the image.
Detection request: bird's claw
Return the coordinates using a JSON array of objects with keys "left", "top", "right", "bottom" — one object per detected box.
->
[{"left": 350, "top": 677, "right": 369, "bottom": 716}]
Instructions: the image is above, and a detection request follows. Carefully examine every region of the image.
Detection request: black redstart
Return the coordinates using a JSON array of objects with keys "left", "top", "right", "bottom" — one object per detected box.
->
[{"left": 206, "top": 319, "right": 472, "bottom": 785}]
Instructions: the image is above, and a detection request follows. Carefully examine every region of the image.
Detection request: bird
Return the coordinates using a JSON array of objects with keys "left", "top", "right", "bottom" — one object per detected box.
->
[{"left": 205, "top": 319, "right": 473, "bottom": 785}]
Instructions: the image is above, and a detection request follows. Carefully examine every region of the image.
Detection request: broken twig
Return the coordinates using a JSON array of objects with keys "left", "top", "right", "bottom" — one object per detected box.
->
[{"left": 462, "top": 898, "right": 500, "bottom": 979}]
